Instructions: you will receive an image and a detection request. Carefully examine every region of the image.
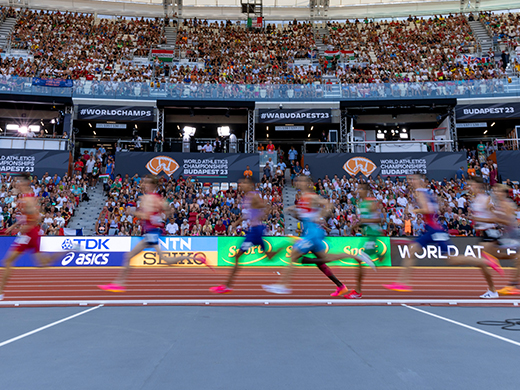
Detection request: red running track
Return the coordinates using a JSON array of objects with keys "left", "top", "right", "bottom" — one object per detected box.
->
[{"left": 0, "top": 266, "right": 516, "bottom": 302}]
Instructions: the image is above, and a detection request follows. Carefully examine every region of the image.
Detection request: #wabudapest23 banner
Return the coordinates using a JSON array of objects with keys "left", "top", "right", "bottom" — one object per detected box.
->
[
  {"left": 115, "top": 152, "right": 260, "bottom": 183},
  {"left": 0, "top": 150, "right": 70, "bottom": 177},
  {"left": 217, "top": 237, "right": 391, "bottom": 267},
  {"left": 304, "top": 152, "right": 466, "bottom": 181},
  {"left": 258, "top": 108, "right": 332, "bottom": 124}
]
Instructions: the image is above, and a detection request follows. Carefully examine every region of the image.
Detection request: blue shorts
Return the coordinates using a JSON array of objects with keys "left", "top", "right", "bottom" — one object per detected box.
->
[
  {"left": 240, "top": 225, "right": 266, "bottom": 251},
  {"left": 415, "top": 225, "right": 452, "bottom": 254},
  {"left": 143, "top": 228, "right": 162, "bottom": 246},
  {"left": 293, "top": 223, "right": 326, "bottom": 254}
]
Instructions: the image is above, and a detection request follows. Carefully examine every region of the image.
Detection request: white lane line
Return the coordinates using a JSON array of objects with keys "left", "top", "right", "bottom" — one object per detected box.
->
[
  {"left": 402, "top": 304, "right": 520, "bottom": 347},
  {"left": 1, "top": 299, "right": 520, "bottom": 306},
  {"left": 0, "top": 304, "right": 103, "bottom": 348}
]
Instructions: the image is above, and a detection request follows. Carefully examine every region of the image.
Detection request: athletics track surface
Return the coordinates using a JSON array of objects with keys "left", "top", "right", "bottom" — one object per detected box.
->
[{"left": 1, "top": 267, "right": 520, "bottom": 389}]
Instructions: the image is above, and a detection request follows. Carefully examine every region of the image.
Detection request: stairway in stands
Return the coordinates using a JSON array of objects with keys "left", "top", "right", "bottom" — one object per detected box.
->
[
  {"left": 283, "top": 170, "right": 298, "bottom": 236},
  {"left": 467, "top": 19, "right": 493, "bottom": 55},
  {"left": 0, "top": 16, "right": 17, "bottom": 51},
  {"left": 163, "top": 25, "right": 178, "bottom": 51},
  {"left": 67, "top": 183, "right": 106, "bottom": 236}
]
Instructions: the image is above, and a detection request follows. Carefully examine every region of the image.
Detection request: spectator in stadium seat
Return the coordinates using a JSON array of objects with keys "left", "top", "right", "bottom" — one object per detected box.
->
[
  {"left": 288, "top": 146, "right": 298, "bottom": 162},
  {"left": 202, "top": 142, "right": 213, "bottom": 153},
  {"left": 214, "top": 219, "right": 226, "bottom": 235},
  {"left": 266, "top": 140, "right": 275, "bottom": 152},
  {"left": 243, "top": 165, "right": 253, "bottom": 178}
]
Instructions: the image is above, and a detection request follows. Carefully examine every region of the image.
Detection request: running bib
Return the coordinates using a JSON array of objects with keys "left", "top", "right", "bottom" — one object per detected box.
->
[
  {"left": 14, "top": 235, "right": 30, "bottom": 245},
  {"left": 432, "top": 233, "right": 449, "bottom": 242}
]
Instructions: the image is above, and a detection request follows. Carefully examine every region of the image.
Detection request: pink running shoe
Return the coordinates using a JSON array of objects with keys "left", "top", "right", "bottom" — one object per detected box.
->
[
  {"left": 97, "top": 283, "right": 126, "bottom": 293},
  {"left": 194, "top": 253, "right": 215, "bottom": 272},
  {"left": 344, "top": 290, "right": 362, "bottom": 299},
  {"left": 382, "top": 282, "right": 413, "bottom": 292},
  {"left": 209, "top": 285, "right": 233, "bottom": 294},
  {"left": 330, "top": 285, "right": 349, "bottom": 297},
  {"left": 482, "top": 252, "right": 504, "bottom": 276}
]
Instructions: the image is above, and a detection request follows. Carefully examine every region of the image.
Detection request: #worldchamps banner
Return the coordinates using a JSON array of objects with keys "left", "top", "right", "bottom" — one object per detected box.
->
[
  {"left": 455, "top": 102, "right": 520, "bottom": 120},
  {"left": 304, "top": 152, "right": 467, "bottom": 181},
  {"left": 115, "top": 152, "right": 260, "bottom": 183},
  {"left": 258, "top": 109, "right": 332, "bottom": 124},
  {"left": 0, "top": 150, "right": 70, "bottom": 177},
  {"left": 78, "top": 105, "right": 154, "bottom": 121}
]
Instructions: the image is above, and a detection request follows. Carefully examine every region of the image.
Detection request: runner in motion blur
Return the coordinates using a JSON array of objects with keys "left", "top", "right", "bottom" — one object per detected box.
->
[
  {"left": 488, "top": 184, "right": 520, "bottom": 296},
  {"left": 210, "top": 177, "right": 282, "bottom": 294},
  {"left": 0, "top": 173, "right": 67, "bottom": 300},
  {"left": 345, "top": 183, "right": 383, "bottom": 299},
  {"left": 263, "top": 175, "right": 374, "bottom": 295},
  {"left": 383, "top": 174, "right": 503, "bottom": 297}
]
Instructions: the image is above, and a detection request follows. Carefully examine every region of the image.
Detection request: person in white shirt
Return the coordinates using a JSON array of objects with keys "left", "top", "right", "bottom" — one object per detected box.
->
[
  {"left": 180, "top": 219, "right": 190, "bottom": 234},
  {"left": 397, "top": 194, "right": 408, "bottom": 208},
  {"left": 457, "top": 195, "right": 467, "bottom": 211},
  {"left": 54, "top": 211, "right": 66, "bottom": 227},
  {"left": 202, "top": 142, "right": 213, "bottom": 153},
  {"left": 166, "top": 220, "right": 179, "bottom": 235}
]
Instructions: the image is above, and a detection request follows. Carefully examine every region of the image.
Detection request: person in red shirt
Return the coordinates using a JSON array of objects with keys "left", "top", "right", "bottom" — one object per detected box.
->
[
  {"left": 74, "top": 159, "right": 84, "bottom": 176},
  {"left": 214, "top": 219, "right": 227, "bottom": 235},
  {"left": 266, "top": 140, "right": 275, "bottom": 152}
]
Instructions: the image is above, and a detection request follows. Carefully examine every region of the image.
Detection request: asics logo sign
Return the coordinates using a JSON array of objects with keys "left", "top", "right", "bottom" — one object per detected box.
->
[
  {"left": 61, "top": 252, "right": 110, "bottom": 266},
  {"left": 343, "top": 157, "right": 377, "bottom": 177},
  {"left": 146, "top": 156, "right": 179, "bottom": 176}
]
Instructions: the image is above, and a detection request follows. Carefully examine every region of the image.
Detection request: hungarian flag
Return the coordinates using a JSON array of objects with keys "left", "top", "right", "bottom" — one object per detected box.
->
[
  {"left": 151, "top": 49, "right": 174, "bottom": 62},
  {"left": 341, "top": 50, "right": 356, "bottom": 60},
  {"left": 324, "top": 50, "right": 340, "bottom": 59}
]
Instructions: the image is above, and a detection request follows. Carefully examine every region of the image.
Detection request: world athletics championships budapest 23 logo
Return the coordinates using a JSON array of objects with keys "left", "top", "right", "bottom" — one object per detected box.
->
[
  {"left": 145, "top": 156, "right": 180, "bottom": 176},
  {"left": 343, "top": 157, "right": 377, "bottom": 177}
]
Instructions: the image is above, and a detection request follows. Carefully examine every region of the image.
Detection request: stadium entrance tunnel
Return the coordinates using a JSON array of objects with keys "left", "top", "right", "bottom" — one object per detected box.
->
[
  {"left": 454, "top": 99, "right": 520, "bottom": 149},
  {"left": 340, "top": 98, "right": 457, "bottom": 153},
  {"left": 72, "top": 102, "right": 157, "bottom": 154},
  {"left": 158, "top": 100, "right": 254, "bottom": 153},
  {"left": 0, "top": 97, "right": 72, "bottom": 142}
]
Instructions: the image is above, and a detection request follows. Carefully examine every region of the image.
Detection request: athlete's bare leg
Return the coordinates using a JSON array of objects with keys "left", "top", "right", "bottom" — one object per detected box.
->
[
  {"left": 396, "top": 242, "right": 419, "bottom": 285},
  {"left": 114, "top": 240, "right": 148, "bottom": 286},
  {"left": 0, "top": 250, "right": 22, "bottom": 296},
  {"left": 34, "top": 252, "right": 63, "bottom": 268},
  {"left": 356, "top": 260, "right": 364, "bottom": 293}
]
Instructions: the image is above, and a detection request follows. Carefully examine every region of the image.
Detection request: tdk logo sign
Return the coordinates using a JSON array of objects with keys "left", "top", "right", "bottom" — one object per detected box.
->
[
  {"left": 63, "top": 238, "right": 110, "bottom": 250},
  {"left": 61, "top": 252, "right": 110, "bottom": 266},
  {"left": 62, "top": 239, "right": 74, "bottom": 250}
]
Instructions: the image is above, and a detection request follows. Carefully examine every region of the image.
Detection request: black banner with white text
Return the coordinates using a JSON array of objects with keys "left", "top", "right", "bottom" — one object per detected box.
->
[
  {"left": 258, "top": 108, "right": 331, "bottom": 124},
  {"left": 304, "top": 152, "right": 467, "bottom": 181},
  {"left": 78, "top": 105, "right": 154, "bottom": 121},
  {"left": 115, "top": 152, "right": 259, "bottom": 183},
  {"left": 0, "top": 149, "right": 70, "bottom": 177}
]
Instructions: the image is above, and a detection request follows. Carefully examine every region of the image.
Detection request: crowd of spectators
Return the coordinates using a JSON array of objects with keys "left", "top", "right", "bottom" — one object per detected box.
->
[
  {"left": 96, "top": 172, "right": 285, "bottom": 237},
  {"left": 0, "top": 9, "right": 513, "bottom": 89},
  {"left": 8, "top": 9, "right": 165, "bottom": 80},
  {"left": 303, "top": 146, "right": 508, "bottom": 238}
]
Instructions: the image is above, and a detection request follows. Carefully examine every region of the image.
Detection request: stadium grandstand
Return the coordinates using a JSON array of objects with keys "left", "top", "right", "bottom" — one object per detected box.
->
[{"left": 2, "top": 2, "right": 520, "bottom": 389}]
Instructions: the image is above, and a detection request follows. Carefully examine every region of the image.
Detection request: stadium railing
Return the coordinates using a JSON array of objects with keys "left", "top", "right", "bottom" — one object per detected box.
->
[{"left": 1, "top": 78, "right": 518, "bottom": 101}]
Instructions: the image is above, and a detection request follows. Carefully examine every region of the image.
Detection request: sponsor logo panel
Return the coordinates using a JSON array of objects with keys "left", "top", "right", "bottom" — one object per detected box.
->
[
  {"left": 41, "top": 237, "right": 132, "bottom": 252},
  {"left": 217, "top": 237, "right": 392, "bottom": 266}
]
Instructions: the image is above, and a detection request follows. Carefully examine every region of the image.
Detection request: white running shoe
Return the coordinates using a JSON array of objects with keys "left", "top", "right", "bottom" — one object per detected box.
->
[
  {"left": 480, "top": 290, "right": 499, "bottom": 299},
  {"left": 262, "top": 284, "right": 292, "bottom": 294},
  {"left": 72, "top": 243, "right": 84, "bottom": 252},
  {"left": 358, "top": 252, "right": 376, "bottom": 271}
]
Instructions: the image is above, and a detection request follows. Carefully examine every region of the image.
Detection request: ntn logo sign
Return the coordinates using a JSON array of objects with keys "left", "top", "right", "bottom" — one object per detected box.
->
[{"left": 132, "top": 237, "right": 218, "bottom": 252}]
